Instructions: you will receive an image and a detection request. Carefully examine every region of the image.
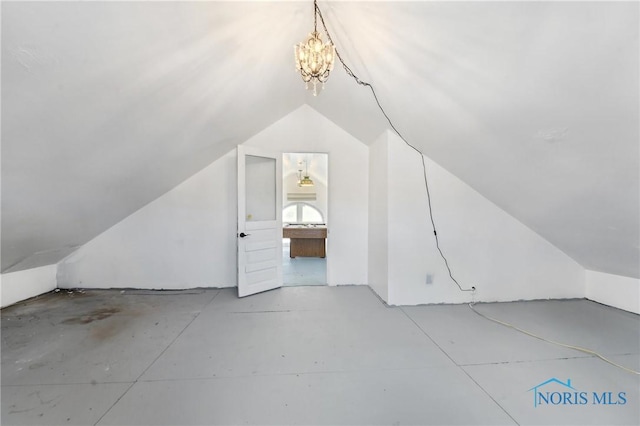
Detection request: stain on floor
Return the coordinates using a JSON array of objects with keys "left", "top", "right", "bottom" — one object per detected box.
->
[{"left": 61, "top": 307, "right": 121, "bottom": 325}]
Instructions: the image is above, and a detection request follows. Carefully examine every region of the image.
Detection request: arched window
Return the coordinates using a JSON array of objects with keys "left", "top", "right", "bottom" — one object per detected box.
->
[{"left": 283, "top": 203, "right": 324, "bottom": 224}]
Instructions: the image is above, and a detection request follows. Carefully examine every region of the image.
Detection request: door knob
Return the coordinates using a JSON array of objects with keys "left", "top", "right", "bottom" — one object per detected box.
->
[{"left": 239, "top": 232, "right": 250, "bottom": 238}]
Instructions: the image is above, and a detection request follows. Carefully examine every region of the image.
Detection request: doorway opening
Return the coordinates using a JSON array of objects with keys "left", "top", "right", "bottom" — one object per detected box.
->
[{"left": 282, "top": 153, "right": 328, "bottom": 286}]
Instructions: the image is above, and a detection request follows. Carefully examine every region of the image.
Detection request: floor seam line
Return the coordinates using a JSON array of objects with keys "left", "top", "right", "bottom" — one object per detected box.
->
[
  {"left": 459, "top": 365, "right": 521, "bottom": 426},
  {"left": 458, "top": 354, "right": 598, "bottom": 367},
  {"left": 399, "top": 307, "right": 520, "bottom": 426},
  {"left": 93, "top": 381, "right": 135, "bottom": 426},
  {"left": 1, "top": 380, "right": 135, "bottom": 387},
  {"left": 93, "top": 289, "right": 221, "bottom": 425},
  {"left": 364, "top": 285, "right": 391, "bottom": 307},
  {"left": 134, "top": 365, "right": 461, "bottom": 383}
]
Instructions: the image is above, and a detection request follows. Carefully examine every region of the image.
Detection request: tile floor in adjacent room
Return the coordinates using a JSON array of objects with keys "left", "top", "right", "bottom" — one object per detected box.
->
[
  {"left": 2, "top": 286, "right": 639, "bottom": 425},
  {"left": 282, "top": 239, "right": 327, "bottom": 286}
]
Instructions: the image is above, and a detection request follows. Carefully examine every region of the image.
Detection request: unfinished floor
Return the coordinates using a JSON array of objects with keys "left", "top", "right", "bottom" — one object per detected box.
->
[{"left": 2, "top": 286, "right": 639, "bottom": 425}]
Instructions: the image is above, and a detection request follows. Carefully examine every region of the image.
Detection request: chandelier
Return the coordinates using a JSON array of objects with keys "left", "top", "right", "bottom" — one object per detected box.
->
[
  {"left": 294, "top": 0, "right": 335, "bottom": 96},
  {"left": 298, "top": 160, "right": 314, "bottom": 187}
]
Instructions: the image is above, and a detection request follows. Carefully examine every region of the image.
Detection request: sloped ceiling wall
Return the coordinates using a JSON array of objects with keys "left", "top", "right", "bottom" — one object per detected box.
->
[
  {"left": 2, "top": 1, "right": 638, "bottom": 278},
  {"left": 2, "top": 1, "right": 310, "bottom": 271}
]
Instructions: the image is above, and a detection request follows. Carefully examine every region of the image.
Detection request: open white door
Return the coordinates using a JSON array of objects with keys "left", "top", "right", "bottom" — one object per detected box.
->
[{"left": 237, "top": 146, "right": 283, "bottom": 297}]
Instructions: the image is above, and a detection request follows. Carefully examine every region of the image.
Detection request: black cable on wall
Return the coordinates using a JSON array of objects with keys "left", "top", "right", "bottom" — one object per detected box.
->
[{"left": 315, "top": 2, "right": 475, "bottom": 293}]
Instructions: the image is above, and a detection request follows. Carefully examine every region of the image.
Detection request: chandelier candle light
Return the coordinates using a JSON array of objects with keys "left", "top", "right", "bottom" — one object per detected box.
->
[{"left": 294, "top": 0, "right": 336, "bottom": 95}]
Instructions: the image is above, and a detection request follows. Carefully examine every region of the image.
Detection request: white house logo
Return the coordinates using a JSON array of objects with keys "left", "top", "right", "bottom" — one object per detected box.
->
[{"left": 528, "top": 378, "right": 627, "bottom": 408}]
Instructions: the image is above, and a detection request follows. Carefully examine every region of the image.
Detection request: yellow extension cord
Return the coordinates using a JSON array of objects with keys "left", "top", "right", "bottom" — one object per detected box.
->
[{"left": 468, "top": 303, "right": 640, "bottom": 376}]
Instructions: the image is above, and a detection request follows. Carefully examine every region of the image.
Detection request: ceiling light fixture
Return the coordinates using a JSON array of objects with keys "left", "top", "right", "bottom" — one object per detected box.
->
[
  {"left": 294, "top": 0, "right": 335, "bottom": 96},
  {"left": 298, "top": 160, "right": 314, "bottom": 187}
]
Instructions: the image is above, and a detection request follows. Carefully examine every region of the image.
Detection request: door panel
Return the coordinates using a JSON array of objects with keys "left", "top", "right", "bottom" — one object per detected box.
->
[{"left": 237, "top": 146, "right": 283, "bottom": 297}]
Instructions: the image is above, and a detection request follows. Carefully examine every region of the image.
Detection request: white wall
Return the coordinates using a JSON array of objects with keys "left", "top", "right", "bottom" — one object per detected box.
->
[
  {"left": 244, "top": 105, "right": 369, "bottom": 286},
  {"left": 368, "top": 132, "right": 389, "bottom": 302},
  {"left": 55, "top": 105, "right": 598, "bottom": 304},
  {"left": 384, "top": 132, "right": 585, "bottom": 305},
  {"left": 58, "top": 151, "right": 237, "bottom": 289},
  {"left": 1, "top": 265, "right": 57, "bottom": 308},
  {"left": 586, "top": 270, "right": 639, "bottom": 314},
  {"left": 57, "top": 104, "right": 368, "bottom": 289}
]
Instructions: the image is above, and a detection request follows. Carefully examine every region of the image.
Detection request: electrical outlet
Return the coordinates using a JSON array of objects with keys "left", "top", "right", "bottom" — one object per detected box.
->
[{"left": 426, "top": 274, "right": 433, "bottom": 285}]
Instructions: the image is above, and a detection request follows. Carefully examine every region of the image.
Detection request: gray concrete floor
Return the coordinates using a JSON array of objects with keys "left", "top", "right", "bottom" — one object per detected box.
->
[{"left": 1, "top": 286, "right": 638, "bottom": 425}]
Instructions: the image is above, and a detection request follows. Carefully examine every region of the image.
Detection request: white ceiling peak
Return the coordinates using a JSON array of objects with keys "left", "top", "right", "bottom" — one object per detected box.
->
[{"left": 2, "top": 1, "right": 638, "bottom": 278}]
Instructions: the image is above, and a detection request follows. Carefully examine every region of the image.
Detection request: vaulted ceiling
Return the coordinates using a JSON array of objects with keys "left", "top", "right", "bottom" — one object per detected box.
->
[{"left": 2, "top": 1, "right": 638, "bottom": 278}]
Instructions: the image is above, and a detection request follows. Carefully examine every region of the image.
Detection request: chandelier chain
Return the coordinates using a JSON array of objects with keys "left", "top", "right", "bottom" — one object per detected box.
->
[{"left": 313, "top": 0, "right": 318, "bottom": 32}]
